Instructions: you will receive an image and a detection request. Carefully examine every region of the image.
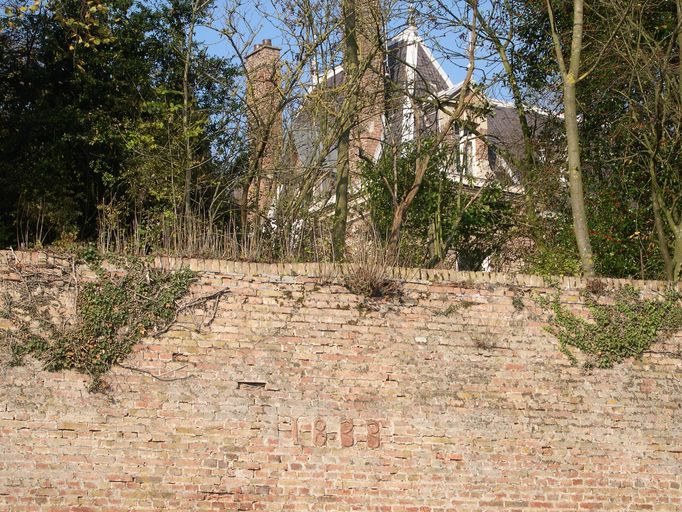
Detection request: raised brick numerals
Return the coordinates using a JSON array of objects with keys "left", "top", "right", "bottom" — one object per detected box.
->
[
  {"left": 313, "top": 419, "right": 327, "bottom": 447},
  {"left": 340, "top": 419, "right": 354, "bottom": 447},
  {"left": 291, "top": 417, "right": 299, "bottom": 445},
  {"left": 367, "top": 421, "right": 381, "bottom": 449},
  {"left": 291, "top": 417, "right": 379, "bottom": 449}
]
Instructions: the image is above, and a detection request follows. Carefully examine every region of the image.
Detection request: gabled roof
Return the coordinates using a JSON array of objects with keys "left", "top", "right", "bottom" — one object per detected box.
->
[
  {"left": 312, "top": 26, "right": 456, "bottom": 96},
  {"left": 388, "top": 26, "right": 455, "bottom": 92},
  {"left": 291, "top": 27, "right": 544, "bottom": 175}
]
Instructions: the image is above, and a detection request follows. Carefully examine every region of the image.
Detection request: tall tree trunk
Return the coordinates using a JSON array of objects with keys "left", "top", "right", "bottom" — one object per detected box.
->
[
  {"left": 678, "top": 0, "right": 682, "bottom": 107},
  {"left": 332, "top": 0, "right": 360, "bottom": 260},
  {"left": 563, "top": 78, "right": 594, "bottom": 276},
  {"left": 673, "top": 232, "right": 682, "bottom": 280},
  {"left": 475, "top": 7, "right": 538, "bottom": 228},
  {"left": 333, "top": 131, "right": 351, "bottom": 260},
  {"left": 547, "top": 0, "right": 595, "bottom": 276},
  {"left": 653, "top": 181, "right": 682, "bottom": 280},
  {"left": 675, "top": 0, "right": 682, "bottom": 280},
  {"left": 649, "top": 157, "right": 673, "bottom": 279}
]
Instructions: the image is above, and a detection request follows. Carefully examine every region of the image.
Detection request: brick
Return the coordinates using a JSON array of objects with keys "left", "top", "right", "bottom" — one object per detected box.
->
[{"left": 0, "top": 251, "right": 679, "bottom": 511}]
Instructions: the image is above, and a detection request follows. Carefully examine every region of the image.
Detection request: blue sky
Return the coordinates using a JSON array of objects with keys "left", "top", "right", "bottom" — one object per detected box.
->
[{"left": 197, "top": 1, "right": 507, "bottom": 99}]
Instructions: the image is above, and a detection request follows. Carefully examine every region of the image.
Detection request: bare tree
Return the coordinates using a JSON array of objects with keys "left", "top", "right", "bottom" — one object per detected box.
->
[
  {"left": 331, "top": 0, "right": 360, "bottom": 259},
  {"left": 380, "top": 0, "right": 480, "bottom": 260},
  {"left": 545, "top": 0, "right": 595, "bottom": 276},
  {"left": 218, "top": 0, "right": 343, "bottom": 256},
  {"left": 469, "top": 0, "right": 542, "bottom": 230},
  {"left": 330, "top": 0, "right": 385, "bottom": 259},
  {"left": 612, "top": 0, "right": 682, "bottom": 279}
]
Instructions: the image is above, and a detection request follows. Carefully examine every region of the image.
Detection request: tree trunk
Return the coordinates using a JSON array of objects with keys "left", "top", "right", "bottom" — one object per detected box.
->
[
  {"left": 333, "top": 130, "right": 351, "bottom": 260},
  {"left": 332, "top": 0, "right": 360, "bottom": 260},
  {"left": 548, "top": 0, "right": 595, "bottom": 276},
  {"left": 674, "top": 0, "right": 682, "bottom": 280},
  {"left": 563, "top": 78, "right": 595, "bottom": 276},
  {"left": 386, "top": 203, "right": 407, "bottom": 259},
  {"left": 673, "top": 228, "right": 682, "bottom": 281},
  {"left": 678, "top": 0, "right": 682, "bottom": 108},
  {"left": 649, "top": 158, "right": 673, "bottom": 279},
  {"left": 386, "top": 153, "right": 430, "bottom": 259}
]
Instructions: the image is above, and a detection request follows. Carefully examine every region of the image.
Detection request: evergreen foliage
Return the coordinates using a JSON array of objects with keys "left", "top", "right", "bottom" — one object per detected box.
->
[
  {"left": 0, "top": 0, "right": 243, "bottom": 250},
  {"left": 542, "top": 286, "right": 682, "bottom": 368},
  {"left": 3, "top": 255, "right": 195, "bottom": 391}
]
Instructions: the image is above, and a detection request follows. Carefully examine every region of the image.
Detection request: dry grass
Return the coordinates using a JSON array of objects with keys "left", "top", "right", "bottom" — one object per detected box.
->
[
  {"left": 343, "top": 235, "right": 402, "bottom": 298},
  {"left": 97, "top": 206, "right": 333, "bottom": 263}
]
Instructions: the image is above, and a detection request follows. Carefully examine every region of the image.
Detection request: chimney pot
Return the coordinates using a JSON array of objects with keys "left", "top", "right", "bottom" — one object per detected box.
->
[{"left": 263, "top": 39, "right": 272, "bottom": 46}]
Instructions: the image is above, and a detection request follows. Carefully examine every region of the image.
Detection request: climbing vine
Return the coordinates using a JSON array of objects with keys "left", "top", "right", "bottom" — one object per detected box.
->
[
  {"left": 0, "top": 252, "right": 213, "bottom": 391},
  {"left": 541, "top": 285, "right": 682, "bottom": 369}
]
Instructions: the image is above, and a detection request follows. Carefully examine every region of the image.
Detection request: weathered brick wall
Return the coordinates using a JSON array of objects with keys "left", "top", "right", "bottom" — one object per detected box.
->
[{"left": 1, "top": 251, "right": 681, "bottom": 511}]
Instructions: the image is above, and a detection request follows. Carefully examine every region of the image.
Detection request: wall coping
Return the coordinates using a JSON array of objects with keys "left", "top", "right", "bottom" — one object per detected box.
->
[{"left": 1, "top": 249, "right": 679, "bottom": 292}]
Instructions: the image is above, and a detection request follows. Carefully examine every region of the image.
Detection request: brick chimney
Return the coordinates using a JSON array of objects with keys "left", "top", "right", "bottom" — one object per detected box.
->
[{"left": 244, "top": 39, "right": 283, "bottom": 224}]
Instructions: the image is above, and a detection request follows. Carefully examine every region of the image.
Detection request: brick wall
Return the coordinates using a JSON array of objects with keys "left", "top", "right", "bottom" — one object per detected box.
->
[{"left": 1, "top": 251, "right": 681, "bottom": 511}]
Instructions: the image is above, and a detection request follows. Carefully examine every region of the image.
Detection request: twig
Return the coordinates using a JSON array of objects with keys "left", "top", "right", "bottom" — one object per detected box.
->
[
  {"left": 203, "top": 296, "right": 221, "bottom": 328},
  {"left": 117, "top": 363, "right": 194, "bottom": 382},
  {"left": 154, "top": 287, "right": 230, "bottom": 336},
  {"left": 644, "top": 349, "right": 682, "bottom": 359},
  {"left": 181, "top": 287, "right": 230, "bottom": 310},
  {"left": 71, "top": 257, "right": 79, "bottom": 298},
  {"left": 158, "top": 364, "right": 188, "bottom": 377},
  {"left": 8, "top": 260, "right": 37, "bottom": 314}
]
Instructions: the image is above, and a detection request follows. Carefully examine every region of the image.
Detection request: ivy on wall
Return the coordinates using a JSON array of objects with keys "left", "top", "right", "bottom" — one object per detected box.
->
[
  {"left": 1, "top": 253, "right": 199, "bottom": 391},
  {"left": 541, "top": 285, "right": 682, "bottom": 368}
]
